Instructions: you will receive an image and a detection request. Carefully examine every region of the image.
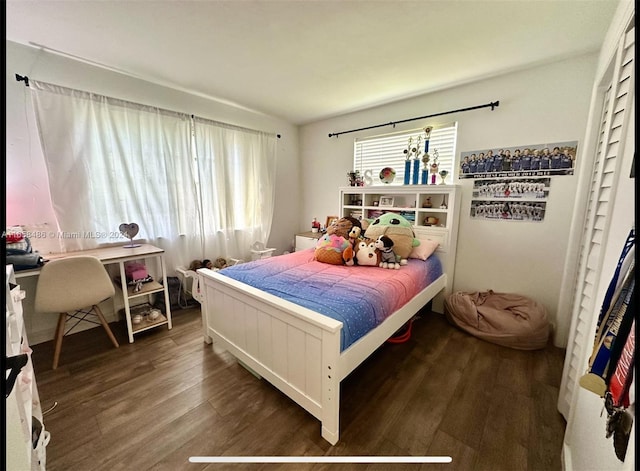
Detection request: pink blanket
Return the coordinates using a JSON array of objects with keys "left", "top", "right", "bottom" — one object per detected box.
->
[{"left": 219, "top": 249, "right": 443, "bottom": 350}]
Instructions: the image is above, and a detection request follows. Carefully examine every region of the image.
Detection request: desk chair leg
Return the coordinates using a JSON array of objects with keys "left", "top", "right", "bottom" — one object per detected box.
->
[
  {"left": 93, "top": 305, "right": 120, "bottom": 348},
  {"left": 52, "top": 313, "right": 67, "bottom": 370}
]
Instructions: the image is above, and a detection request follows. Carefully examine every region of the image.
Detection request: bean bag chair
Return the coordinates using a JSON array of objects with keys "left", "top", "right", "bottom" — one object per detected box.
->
[{"left": 444, "top": 290, "right": 550, "bottom": 350}]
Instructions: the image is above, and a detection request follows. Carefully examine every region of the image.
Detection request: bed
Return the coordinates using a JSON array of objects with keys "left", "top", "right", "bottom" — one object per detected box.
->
[{"left": 198, "top": 248, "right": 447, "bottom": 445}]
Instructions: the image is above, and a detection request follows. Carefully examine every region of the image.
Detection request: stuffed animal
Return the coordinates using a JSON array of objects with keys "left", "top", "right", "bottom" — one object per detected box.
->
[
  {"left": 327, "top": 217, "right": 362, "bottom": 240},
  {"left": 375, "top": 235, "right": 400, "bottom": 269},
  {"left": 214, "top": 257, "right": 228, "bottom": 269},
  {"left": 347, "top": 225, "right": 362, "bottom": 254},
  {"left": 354, "top": 238, "right": 380, "bottom": 266},
  {"left": 314, "top": 233, "right": 351, "bottom": 265},
  {"left": 343, "top": 243, "right": 356, "bottom": 266},
  {"left": 348, "top": 224, "right": 361, "bottom": 242},
  {"left": 363, "top": 213, "right": 419, "bottom": 265}
]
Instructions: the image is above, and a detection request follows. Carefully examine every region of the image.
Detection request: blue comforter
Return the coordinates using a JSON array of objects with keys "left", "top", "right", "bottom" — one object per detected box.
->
[{"left": 218, "top": 249, "right": 443, "bottom": 351}]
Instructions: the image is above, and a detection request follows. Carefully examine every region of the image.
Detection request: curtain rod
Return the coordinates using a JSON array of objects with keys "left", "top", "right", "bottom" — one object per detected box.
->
[
  {"left": 328, "top": 100, "right": 500, "bottom": 138},
  {"left": 16, "top": 73, "right": 29, "bottom": 87},
  {"left": 15, "top": 73, "right": 281, "bottom": 138}
]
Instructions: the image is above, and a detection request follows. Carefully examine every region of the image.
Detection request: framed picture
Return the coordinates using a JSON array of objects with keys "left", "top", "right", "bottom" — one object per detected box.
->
[
  {"left": 325, "top": 216, "right": 339, "bottom": 229},
  {"left": 379, "top": 196, "right": 395, "bottom": 208}
]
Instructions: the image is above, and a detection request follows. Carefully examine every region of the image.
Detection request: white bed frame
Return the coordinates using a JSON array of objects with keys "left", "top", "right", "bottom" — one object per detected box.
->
[{"left": 198, "top": 266, "right": 446, "bottom": 445}]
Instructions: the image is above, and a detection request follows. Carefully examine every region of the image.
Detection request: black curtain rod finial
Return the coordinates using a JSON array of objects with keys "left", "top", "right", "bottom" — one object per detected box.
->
[{"left": 15, "top": 74, "right": 30, "bottom": 87}]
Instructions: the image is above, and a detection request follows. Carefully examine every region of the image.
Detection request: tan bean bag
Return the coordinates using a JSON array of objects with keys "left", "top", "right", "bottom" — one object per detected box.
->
[{"left": 444, "top": 290, "right": 550, "bottom": 350}]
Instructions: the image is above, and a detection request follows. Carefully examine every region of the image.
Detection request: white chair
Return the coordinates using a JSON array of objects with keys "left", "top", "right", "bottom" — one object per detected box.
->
[
  {"left": 175, "top": 266, "right": 203, "bottom": 304},
  {"left": 34, "top": 256, "right": 119, "bottom": 369},
  {"left": 250, "top": 241, "right": 276, "bottom": 261}
]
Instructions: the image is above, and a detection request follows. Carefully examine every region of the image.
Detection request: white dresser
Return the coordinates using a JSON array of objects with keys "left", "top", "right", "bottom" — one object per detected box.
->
[
  {"left": 6, "top": 264, "right": 48, "bottom": 470},
  {"left": 295, "top": 231, "right": 322, "bottom": 251}
]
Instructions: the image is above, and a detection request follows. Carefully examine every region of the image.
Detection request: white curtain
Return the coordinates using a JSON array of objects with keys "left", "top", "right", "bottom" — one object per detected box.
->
[
  {"left": 193, "top": 117, "right": 277, "bottom": 260},
  {"left": 29, "top": 80, "right": 277, "bottom": 270}
]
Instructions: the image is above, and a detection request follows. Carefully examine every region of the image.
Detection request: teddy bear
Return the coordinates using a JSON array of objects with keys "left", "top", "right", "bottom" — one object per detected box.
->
[
  {"left": 375, "top": 235, "right": 400, "bottom": 269},
  {"left": 188, "top": 259, "right": 203, "bottom": 271},
  {"left": 363, "top": 213, "right": 419, "bottom": 265},
  {"left": 213, "top": 257, "right": 228, "bottom": 269},
  {"left": 354, "top": 238, "right": 380, "bottom": 266}
]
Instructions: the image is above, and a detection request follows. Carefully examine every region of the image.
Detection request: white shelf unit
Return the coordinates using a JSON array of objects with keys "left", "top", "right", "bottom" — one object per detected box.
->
[
  {"left": 339, "top": 185, "right": 461, "bottom": 311},
  {"left": 114, "top": 249, "right": 173, "bottom": 344},
  {"left": 6, "top": 264, "right": 48, "bottom": 470}
]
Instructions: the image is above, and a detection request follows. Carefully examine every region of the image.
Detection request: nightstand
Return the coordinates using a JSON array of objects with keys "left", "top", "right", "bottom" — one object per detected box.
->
[{"left": 295, "top": 231, "right": 322, "bottom": 251}]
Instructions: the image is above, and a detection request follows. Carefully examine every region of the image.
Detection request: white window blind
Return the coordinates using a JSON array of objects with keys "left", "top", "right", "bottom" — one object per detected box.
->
[{"left": 353, "top": 123, "right": 458, "bottom": 185}]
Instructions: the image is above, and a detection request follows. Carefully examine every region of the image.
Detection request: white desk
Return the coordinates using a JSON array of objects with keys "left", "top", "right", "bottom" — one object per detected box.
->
[{"left": 14, "top": 243, "right": 172, "bottom": 343}]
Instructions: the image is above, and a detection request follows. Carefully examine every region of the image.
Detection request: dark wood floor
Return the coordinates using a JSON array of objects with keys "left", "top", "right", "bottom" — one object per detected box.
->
[{"left": 30, "top": 306, "right": 567, "bottom": 471}]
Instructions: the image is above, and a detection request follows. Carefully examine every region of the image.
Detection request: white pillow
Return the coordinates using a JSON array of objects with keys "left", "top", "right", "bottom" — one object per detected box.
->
[{"left": 409, "top": 238, "right": 439, "bottom": 260}]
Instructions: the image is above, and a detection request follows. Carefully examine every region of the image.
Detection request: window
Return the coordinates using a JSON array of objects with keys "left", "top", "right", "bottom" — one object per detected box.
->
[
  {"left": 353, "top": 123, "right": 458, "bottom": 185},
  {"left": 29, "top": 80, "right": 277, "bottom": 266}
]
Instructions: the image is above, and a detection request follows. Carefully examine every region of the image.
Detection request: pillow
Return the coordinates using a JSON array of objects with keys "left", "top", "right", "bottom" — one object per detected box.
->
[
  {"left": 409, "top": 238, "right": 439, "bottom": 260},
  {"left": 314, "top": 234, "right": 351, "bottom": 265}
]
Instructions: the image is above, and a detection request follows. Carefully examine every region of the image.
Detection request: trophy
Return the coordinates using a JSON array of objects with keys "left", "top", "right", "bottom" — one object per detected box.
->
[
  {"left": 421, "top": 153, "right": 430, "bottom": 184},
  {"left": 439, "top": 169, "right": 449, "bottom": 185},
  {"left": 412, "top": 135, "right": 421, "bottom": 185},
  {"left": 403, "top": 137, "right": 413, "bottom": 185},
  {"left": 429, "top": 150, "right": 439, "bottom": 185}
]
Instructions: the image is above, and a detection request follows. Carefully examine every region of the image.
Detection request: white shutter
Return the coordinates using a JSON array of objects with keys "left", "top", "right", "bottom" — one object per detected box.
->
[{"left": 558, "top": 26, "right": 634, "bottom": 418}]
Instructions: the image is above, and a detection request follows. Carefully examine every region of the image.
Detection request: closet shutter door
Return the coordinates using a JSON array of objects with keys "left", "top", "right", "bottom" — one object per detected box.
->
[{"left": 557, "top": 27, "right": 634, "bottom": 419}]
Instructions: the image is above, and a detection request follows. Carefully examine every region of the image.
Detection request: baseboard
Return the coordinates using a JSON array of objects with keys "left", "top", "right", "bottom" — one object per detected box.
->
[{"left": 29, "top": 311, "right": 120, "bottom": 345}]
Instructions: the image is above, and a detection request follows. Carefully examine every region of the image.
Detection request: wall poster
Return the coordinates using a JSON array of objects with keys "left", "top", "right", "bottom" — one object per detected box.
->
[
  {"left": 472, "top": 177, "right": 550, "bottom": 199},
  {"left": 470, "top": 177, "right": 550, "bottom": 222},
  {"left": 470, "top": 200, "right": 547, "bottom": 222},
  {"left": 458, "top": 140, "right": 578, "bottom": 179}
]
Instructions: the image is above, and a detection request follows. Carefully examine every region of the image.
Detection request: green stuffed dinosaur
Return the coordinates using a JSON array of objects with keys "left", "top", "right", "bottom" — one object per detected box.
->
[{"left": 362, "top": 213, "right": 419, "bottom": 264}]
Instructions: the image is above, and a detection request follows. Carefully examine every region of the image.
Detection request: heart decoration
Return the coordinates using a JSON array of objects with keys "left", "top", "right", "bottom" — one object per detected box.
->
[
  {"left": 119, "top": 223, "right": 139, "bottom": 240},
  {"left": 119, "top": 223, "right": 141, "bottom": 248}
]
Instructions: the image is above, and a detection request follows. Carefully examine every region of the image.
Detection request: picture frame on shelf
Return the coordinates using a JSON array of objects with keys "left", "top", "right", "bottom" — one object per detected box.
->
[
  {"left": 379, "top": 196, "right": 395, "bottom": 208},
  {"left": 325, "top": 216, "right": 339, "bottom": 229}
]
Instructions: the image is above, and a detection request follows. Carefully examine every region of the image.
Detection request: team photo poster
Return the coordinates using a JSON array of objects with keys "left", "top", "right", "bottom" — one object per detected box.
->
[
  {"left": 459, "top": 141, "right": 578, "bottom": 179},
  {"left": 470, "top": 200, "right": 547, "bottom": 222},
  {"left": 472, "top": 177, "right": 551, "bottom": 199}
]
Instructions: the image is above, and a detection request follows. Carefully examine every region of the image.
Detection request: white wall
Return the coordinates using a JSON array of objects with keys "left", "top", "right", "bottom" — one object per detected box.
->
[
  {"left": 6, "top": 40, "right": 300, "bottom": 343},
  {"left": 299, "top": 54, "right": 598, "bottom": 347}
]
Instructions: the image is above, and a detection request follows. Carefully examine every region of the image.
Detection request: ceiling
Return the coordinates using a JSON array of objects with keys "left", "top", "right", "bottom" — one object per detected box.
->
[{"left": 6, "top": 0, "right": 620, "bottom": 125}]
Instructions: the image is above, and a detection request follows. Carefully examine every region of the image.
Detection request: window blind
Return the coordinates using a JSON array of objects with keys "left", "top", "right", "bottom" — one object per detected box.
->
[{"left": 353, "top": 123, "right": 458, "bottom": 185}]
